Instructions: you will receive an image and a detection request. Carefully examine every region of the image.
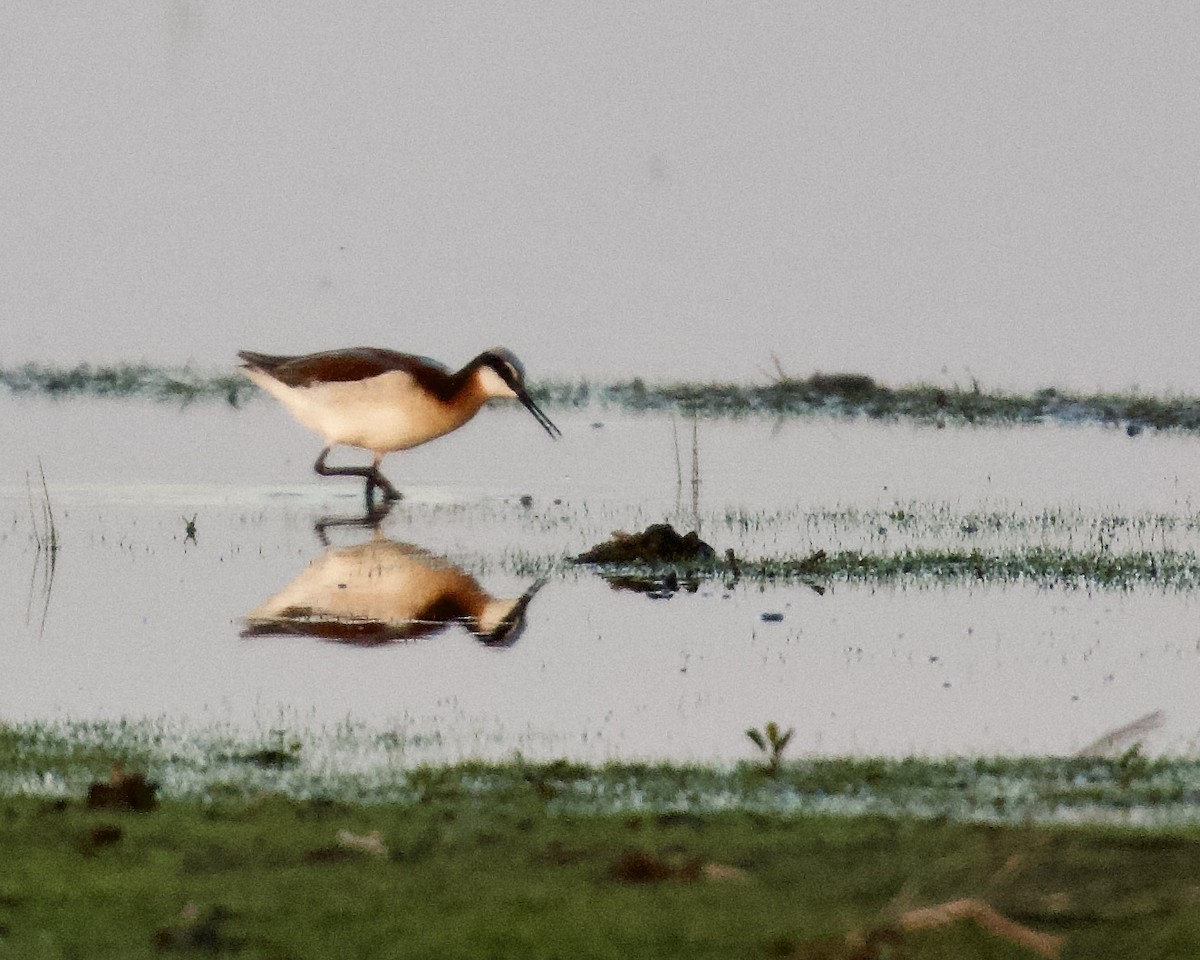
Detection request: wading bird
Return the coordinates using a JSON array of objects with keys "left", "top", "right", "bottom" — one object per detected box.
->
[{"left": 238, "top": 347, "right": 561, "bottom": 500}]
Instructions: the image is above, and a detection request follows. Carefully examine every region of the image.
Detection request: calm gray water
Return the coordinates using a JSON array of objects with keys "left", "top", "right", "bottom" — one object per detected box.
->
[{"left": 3, "top": 395, "right": 1200, "bottom": 760}]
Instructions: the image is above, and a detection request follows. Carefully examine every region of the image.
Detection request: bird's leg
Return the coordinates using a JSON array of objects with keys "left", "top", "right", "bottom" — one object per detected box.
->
[
  {"left": 313, "top": 448, "right": 402, "bottom": 502},
  {"left": 369, "top": 454, "right": 402, "bottom": 502},
  {"left": 314, "top": 499, "right": 393, "bottom": 547},
  {"left": 314, "top": 446, "right": 376, "bottom": 487}
]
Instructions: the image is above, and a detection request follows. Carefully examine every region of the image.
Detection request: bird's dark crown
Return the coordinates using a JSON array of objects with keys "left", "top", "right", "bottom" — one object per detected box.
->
[{"left": 473, "top": 348, "right": 526, "bottom": 390}]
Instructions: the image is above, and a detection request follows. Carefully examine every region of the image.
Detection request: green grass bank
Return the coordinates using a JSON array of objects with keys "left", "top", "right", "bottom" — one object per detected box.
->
[
  {"left": 6, "top": 722, "right": 1200, "bottom": 956},
  {"left": 5, "top": 785, "right": 1200, "bottom": 958}
]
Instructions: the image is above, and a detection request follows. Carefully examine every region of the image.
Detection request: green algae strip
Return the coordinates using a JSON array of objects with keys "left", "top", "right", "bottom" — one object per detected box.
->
[
  {"left": 736, "top": 546, "right": 1200, "bottom": 589},
  {"left": 6, "top": 720, "right": 1200, "bottom": 958},
  {"left": 571, "top": 546, "right": 1200, "bottom": 591},
  {"left": 6, "top": 360, "right": 1200, "bottom": 431},
  {"left": 537, "top": 373, "right": 1200, "bottom": 432}
]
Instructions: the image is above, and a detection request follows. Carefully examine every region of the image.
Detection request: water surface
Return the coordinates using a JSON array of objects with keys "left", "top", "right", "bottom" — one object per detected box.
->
[{"left": 4, "top": 395, "right": 1200, "bottom": 761}]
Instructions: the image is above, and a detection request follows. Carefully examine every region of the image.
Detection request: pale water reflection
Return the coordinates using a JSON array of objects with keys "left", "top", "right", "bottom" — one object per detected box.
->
[{"left": 244, "top": 512, "right": 544, "bottom": 647}]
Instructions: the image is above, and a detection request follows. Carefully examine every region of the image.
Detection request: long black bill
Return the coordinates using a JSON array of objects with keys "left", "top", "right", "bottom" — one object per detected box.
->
[
  {"left": 517, "top": 389, "right": 562, "bottom": 439},
  {"left": 480, "top": 578, "right": 549, "bottom": 648}
]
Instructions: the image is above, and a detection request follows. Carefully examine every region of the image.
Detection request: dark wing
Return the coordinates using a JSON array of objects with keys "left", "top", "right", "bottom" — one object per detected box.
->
[{"left": 238, "top": 348, "right": 455, "bottom": 395}]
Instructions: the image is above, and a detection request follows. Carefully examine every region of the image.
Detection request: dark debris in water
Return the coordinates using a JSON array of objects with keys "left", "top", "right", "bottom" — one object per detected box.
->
[
  {"left": 575, "top": 523, "right": 715, "bottom": 565},
  {"left": 603, "top": 570, "right": 700, "bottom": 599},
  {"left": 578, "top": 524, "right": 716, "bottom": 597}
]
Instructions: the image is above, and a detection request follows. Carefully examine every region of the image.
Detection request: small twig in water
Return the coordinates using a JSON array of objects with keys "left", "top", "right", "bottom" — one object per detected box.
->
[
  {"left": 25, "top": 459, "right": 59, "bottom": 635},
  {"left": 690, "top": 416, "right": 700, "bottom": 534},
  {"left": 670, "top": 415, "right": 683, "bottom": 513}
]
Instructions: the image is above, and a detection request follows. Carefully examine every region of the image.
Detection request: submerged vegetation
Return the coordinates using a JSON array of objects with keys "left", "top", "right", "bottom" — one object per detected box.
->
[
  {"left": 6, "top": 360, "right": 1200, "bottom": 433},
  {"left": 539, "top": 373, "right": 1200, "bottom": 433},
  {"left": 733, "top": 546, "right": 1200, "bottom": 590},
  {"left": 558, "top": 501, "right": 1200, "bottom": 592},
  {"left": 576, "top": 545, "right": 1200, "bottom": 591},
  {"left": 532, "top": 372, "right": 1200, "bottom": 433}
]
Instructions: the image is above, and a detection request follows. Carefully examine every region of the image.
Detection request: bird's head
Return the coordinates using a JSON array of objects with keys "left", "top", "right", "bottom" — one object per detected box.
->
[{"left": 474, "top": 348, "right": 561, "bottom": 439}]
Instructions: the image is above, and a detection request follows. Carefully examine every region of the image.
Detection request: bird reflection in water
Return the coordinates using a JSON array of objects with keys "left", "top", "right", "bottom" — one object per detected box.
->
[{"left": 243, "top": 506, "right": 545, "bottom": 647}]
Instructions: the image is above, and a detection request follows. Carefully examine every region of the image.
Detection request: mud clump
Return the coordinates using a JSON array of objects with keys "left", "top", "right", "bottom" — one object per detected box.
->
[
  {"left": 808, "top": 372, "right": 877, "bottom": 399},
  {"left": 575, "top": 523, "right": 715, "bottom": 565},
  {"left": 610, "top": 849, "right": 749, "bottom": 885},
  {"left": 86, "top": 767, "right": 158, "bottom": 812},
  {"left": 611, "top": 849, "right": 702, "bottom": 884},
  {"left": 77, "top": 824, "right": 124, "bottom": 855},
  {"left": 152, "top": 905, "right": 241, "bottom": 953}
]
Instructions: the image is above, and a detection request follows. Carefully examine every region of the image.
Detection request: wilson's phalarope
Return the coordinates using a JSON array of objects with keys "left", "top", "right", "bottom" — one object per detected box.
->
[{"left": 238, "top": 347, "right": 561, "bottom": 500}]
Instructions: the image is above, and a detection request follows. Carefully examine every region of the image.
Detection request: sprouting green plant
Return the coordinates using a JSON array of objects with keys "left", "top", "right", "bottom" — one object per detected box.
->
[
  {"left": 1116, "top": 743, "right": 1151, "bottom": 788},
  {"left": 746, "top": 721, "right": 794, "bottom": 776}
]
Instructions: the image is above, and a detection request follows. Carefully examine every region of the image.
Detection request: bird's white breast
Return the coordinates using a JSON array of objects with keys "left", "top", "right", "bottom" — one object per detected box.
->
[{"left": 245, "top": 368, "right": 484, "bottom": 452}]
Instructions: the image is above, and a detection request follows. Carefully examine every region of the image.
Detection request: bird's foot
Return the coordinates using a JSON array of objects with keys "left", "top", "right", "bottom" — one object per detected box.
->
[
  {"left": 365, "top": 474, "right": 402, "bottom": 505},
  {"left": 367, "top": 470, "right": 402, "bottom": 502}
]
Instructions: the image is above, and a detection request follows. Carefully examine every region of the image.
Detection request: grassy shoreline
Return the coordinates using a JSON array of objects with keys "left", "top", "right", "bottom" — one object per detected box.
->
[
  {"left": 5, "top": 719, "right": 1200, "bottom": 957},
  {"left": 11, "top": 790, "right": 1200, "bottom": 959},
  {"left": 5, "top": 360, "right": 1200, "bottom": 433},
  {"left": 4, "top": 719, "right": 1199, "bottom": 827}
]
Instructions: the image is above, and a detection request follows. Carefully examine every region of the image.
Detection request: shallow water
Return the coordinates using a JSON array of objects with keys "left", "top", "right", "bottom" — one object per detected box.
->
[{"left": 3, "top": 395, "right": 1200, "bottom": 761}]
